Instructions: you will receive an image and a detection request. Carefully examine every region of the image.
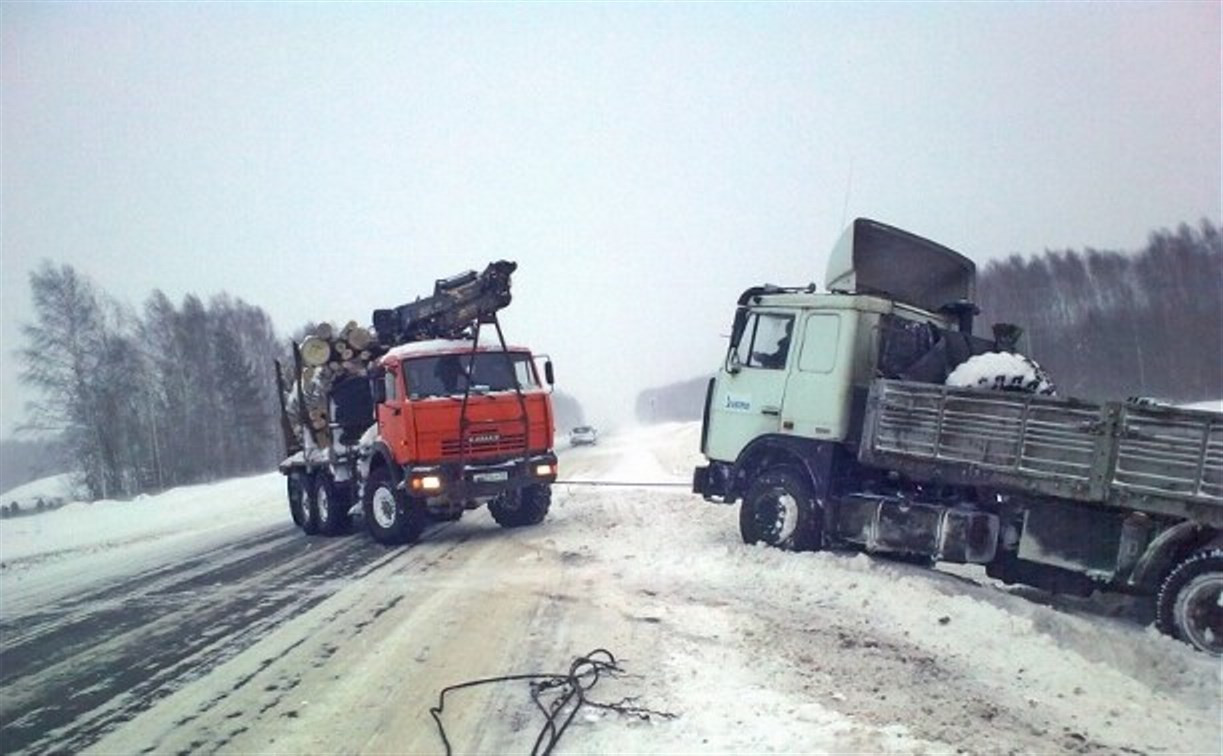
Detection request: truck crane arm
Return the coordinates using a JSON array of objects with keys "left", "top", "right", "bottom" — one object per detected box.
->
[{"left": 372, "top": 260, "right": 517, "bottom": 346}]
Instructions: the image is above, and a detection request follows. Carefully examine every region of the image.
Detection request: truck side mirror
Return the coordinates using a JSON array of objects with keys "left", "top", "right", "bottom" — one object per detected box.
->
[
  {"left": 727, "top": 351, "right": 742, "bottom": 375},
  {"left": 544, "top": 360, "right": 554, "bottom": 386}
]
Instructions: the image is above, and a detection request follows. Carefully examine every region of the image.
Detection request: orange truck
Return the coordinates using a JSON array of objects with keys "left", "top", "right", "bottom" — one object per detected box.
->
[{"left": 275, "top": 261, "right": 557, "bottom": 544}]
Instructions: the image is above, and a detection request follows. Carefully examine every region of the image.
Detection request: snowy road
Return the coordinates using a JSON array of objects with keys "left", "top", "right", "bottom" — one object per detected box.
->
[{"left": 1, "top": 424, "right": 1219, "bottom": 755}]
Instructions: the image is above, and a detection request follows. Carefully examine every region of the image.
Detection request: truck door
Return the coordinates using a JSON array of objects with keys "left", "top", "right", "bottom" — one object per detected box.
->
[
  {"left": 781, "top": 312, "right": 854, "bottom": 442},
  {"left": 376, "top": 361, "right": 413, "bottom": 462},
  {"left": 705, "top": 309, "right": 795, "bottom": 464}
]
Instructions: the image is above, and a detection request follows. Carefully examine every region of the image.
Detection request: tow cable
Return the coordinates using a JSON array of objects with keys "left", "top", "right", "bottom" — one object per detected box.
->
[
  {"left": 430, "top": 648, "right": 676, "bottom": 756},
  {"left": 554, "top": 480, "right": 689, "bottom": 488}
]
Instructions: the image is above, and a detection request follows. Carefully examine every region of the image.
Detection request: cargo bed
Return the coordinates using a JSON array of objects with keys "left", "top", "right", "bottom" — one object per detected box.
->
[{"left": 860, "top": 379, "right": 1223, "bottom": 527}]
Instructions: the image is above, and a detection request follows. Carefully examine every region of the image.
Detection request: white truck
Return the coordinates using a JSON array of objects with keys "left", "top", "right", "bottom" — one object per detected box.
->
[{"left": 693, "top": 219, "right": 1223, "bottom": 654}]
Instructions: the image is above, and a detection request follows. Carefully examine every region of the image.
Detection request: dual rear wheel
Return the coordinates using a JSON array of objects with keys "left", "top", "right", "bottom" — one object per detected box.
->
[{"left": 287, "top": 473, "right": 352, "bottom": 537}]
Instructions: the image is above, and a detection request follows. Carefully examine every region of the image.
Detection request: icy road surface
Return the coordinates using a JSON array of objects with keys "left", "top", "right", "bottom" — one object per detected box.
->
[{"left": 0, "top": 423, "right": 1218, "bottom": 755}]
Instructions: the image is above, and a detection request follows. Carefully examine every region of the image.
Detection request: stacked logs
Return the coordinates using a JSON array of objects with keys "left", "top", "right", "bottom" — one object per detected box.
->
[{"left": 286, "top": 321, "right": 386, "bottom": 450}]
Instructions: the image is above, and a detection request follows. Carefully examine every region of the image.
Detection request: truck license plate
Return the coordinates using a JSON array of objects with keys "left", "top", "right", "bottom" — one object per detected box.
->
[{"left": 472, "top": 471, "right": 509, "bottom": 483}]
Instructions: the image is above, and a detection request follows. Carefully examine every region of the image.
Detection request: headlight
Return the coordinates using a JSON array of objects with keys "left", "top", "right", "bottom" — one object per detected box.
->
[
  {"left": 411, "top": 475, "right": 443, "bottom": 491},
  {"left": 534, "top": 463, "right": 556, "bottom": 477}
]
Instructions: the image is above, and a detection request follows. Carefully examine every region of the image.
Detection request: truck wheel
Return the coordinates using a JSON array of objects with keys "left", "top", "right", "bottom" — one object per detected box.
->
[
  {"left": 291, "top": 474, "right": 320, "bottom": 535},
  {"left": 740, "top": 468, "right": 821, "bottom": 551},
  {"left": 362, "top": 467, "right": 427, "bottom": 545},
  {"left": 489, "top": 484, "right": 551, "bottom": 527},
  {"left": 287, "top": 474, "right": 308, "bottom": 529},
  {"left": 313, "top": 477, "right": 350, "bottom": 536},
  {"left": 946, "top": 352, "right": 1057, "bottom": 395},
  {"left": 1156, "top": 549, "right": 1223, "bottom": 656}
]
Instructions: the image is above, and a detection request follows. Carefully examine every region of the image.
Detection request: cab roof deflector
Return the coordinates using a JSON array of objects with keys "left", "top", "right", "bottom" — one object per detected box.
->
[{"left": 824, "top": 218, "right": 976, "bottom": 314}]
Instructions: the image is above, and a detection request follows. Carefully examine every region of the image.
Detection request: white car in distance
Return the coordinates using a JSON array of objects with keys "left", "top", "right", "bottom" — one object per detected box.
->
[{"left": 569, "top": 426, "right": 598, "bottom": 446}]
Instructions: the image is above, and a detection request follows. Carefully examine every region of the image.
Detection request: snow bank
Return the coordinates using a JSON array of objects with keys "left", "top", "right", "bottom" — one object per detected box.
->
[
  {"left": 547, "top": 423, "right": 1217, "bottom": 753},
  {"left": 0, "top": 473, "right": 286, "bottom": 611},
  {"left": 0, "top": 473, "right": 75, "bottom": 505}
]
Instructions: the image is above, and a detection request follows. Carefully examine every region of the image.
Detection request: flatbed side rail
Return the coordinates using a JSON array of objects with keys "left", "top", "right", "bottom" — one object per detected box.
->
[{"left": 860, "top": 380, "right": 1223, "bottom": 526}]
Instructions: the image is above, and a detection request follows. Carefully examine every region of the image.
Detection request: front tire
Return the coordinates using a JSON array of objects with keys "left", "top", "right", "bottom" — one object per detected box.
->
[
  {"left": 740, "top": 468, "right": 822, "bottom": 551},
  {"left": 489, "top": 484, "right": 551, "bottom": 527},
  {"left": 362, "top": 466, "right": 428, "bottom": 545},
  {"left": 1156, "top": 549, "right": 1223, "bottom": 655}
]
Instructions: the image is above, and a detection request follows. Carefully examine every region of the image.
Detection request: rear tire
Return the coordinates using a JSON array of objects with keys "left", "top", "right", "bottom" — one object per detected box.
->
[
  {"left": 362, "top": 466, "right": 428, "bottom": 545},
  {"left": 287, "top": 474, "right": 308, "bottom": 529},
  {"left": 1156, "top": 549, "right": 1223, "bottom": 656},
  {"left": 740, "top": 468, "right": 822, "bottom": 551},
  {"left": 489, "top": 484, "right": 551, "bottom": 527},
  {"left": 314, "top": 476, "right": 351, "bottom": 536},
  {"left": 291, "top": 473, "right": 319, "bottom": 535}
]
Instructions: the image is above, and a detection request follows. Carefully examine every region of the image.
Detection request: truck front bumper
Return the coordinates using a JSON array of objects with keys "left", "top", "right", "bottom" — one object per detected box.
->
[
  {"left": 693, "top": 461, "right": 735, "bottom": 504},
  {"left": 401, "top": 452, "right": 558, "bottom": 501}
]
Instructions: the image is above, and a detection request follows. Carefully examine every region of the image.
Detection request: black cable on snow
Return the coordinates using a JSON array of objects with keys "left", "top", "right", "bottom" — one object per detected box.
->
[
  {"left": 429, "top": 648, "right": 676, "bottom": 756},
  {"left": 554, "top": 480, "right": 689, "bottom": 488}
]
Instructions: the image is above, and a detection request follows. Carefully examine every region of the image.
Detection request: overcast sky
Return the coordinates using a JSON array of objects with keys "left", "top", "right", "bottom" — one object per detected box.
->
[{"left": 2, "top": 2, "right": 1219, "bottom": 437}]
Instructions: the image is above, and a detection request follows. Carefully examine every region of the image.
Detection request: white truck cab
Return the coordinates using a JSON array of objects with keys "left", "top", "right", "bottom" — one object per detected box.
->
[{"left": 697, "top": 218, "right": 976, "bottom": 498}]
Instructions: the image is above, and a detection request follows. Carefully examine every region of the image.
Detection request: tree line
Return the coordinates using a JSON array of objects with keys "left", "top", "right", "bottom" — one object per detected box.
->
[
  {"left": 19, "top": 262, "right": 285, "bottom": 500},
  {"left": 976, "top": 220, "right": 1221, "bottom": 402},
  {"left": 14, "top": 262, "right": 593, "bottom": 501}
]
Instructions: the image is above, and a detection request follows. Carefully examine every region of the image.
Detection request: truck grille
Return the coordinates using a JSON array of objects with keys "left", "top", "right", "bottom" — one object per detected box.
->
[{"left": 441, "top": 432, "right": 528, "bottom": 459}]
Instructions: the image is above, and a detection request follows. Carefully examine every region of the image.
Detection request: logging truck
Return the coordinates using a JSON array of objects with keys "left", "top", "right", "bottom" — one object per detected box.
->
[
  {"left": 693, "top": 219, "right": 1223, "bottom": 654},
  {"left": 276, "top": 261, "right": 558, "bottom": 545}
]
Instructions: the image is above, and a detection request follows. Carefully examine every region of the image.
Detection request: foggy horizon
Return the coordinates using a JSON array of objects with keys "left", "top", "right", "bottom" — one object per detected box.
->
[{"left": 3, "top": 2, "right": 1220, "bottom": 439}]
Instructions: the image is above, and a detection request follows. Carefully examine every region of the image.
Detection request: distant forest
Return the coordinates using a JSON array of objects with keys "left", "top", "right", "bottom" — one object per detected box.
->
[
  {"left": 636, "top": 220, "right": 1222, "bottom": 422},
  {"left": 977, "top": 220, "right": 1221, "bottom": 402},
  {"left": 10, "top": 262, "right": 589, "bottom": 500},
  {"left": 17, "top": 262, "right": 286, "bottom": 499}
]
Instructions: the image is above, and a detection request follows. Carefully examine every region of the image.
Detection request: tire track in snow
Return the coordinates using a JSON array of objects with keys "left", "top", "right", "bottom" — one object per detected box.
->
[{"left": 0, "top": 522, "right": 412, "bottom": 755}]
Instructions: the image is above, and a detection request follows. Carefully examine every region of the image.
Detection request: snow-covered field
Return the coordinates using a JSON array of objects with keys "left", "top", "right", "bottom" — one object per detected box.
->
[{"left": 1, "top": 423, "right": 1218, "bottom": 754}]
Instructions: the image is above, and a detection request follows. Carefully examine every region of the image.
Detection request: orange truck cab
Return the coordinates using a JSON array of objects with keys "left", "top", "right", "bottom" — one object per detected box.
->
[{"left": 360, "top": 338, "right": 557, "bottom": 540}]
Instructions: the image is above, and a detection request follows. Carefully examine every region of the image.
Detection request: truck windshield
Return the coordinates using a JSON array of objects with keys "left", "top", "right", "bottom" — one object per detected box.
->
[{"left": 403, "top": 352, "right": 538, "bottom": 399}]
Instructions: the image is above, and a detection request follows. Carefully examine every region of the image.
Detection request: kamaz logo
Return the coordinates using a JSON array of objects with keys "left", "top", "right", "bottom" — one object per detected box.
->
[{"left": 469, "top": 433, "right": 500, "bottom": 444}]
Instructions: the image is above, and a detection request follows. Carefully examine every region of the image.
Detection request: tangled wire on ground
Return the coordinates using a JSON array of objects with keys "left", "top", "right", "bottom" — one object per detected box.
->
[{"left": 429, "top": 648, "right": 676, "bottom": 756}]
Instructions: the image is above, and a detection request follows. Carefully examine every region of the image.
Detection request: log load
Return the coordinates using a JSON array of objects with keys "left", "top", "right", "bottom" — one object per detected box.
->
[{"left": 284, "top": 321, "right": 386, "bottom": 450}]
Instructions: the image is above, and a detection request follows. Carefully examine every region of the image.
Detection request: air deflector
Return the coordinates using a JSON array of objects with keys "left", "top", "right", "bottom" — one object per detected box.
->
[{"left": 824, "top": 218, "right": 976, "bottom": 314}]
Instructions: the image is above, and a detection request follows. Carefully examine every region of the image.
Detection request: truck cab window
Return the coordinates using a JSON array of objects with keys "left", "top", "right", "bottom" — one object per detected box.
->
[
  {"left": 798, "top": 314, "right": 840, "bottom": 373},
  {"left": 734, "top": 313, "right": 794, "bottom": 370},
  {"left": 514, "top": 360, "right": 539, "bottom": 389},
  {"left": 384, "top": 369, "right": 399, "bottom": 402}
]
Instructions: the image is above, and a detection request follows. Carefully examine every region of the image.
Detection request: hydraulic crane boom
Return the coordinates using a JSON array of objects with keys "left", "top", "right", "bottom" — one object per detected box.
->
[{"left": 372, "top": 260, "right": 517, "bottom": 346}]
